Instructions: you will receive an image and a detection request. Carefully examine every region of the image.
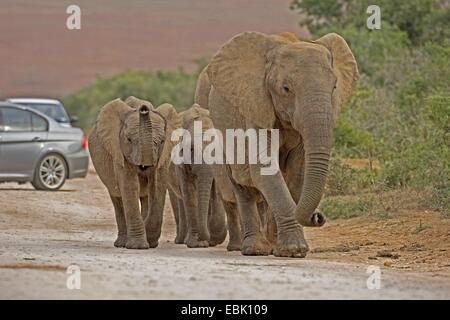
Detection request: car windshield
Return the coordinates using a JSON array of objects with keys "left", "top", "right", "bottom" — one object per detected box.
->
[{"left": 18, "top": 103, "right": 69, "bottom": 123}]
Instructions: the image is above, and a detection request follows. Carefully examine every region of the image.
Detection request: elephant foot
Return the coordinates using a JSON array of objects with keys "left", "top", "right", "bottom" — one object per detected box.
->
[
  {"left": 209, "top": 230, "right": 227, "bottom": 247},
  {"left": 185, "top": 235, "right": 209, "bottom": 248},
  {"left": 273, "top": 226, "right": 309, "bottom": 258},
  {"left": 114, "top": 235, "right": 127, "bottom": 248},
  {"left": 227, "top": 241, "right": 242, "bottom": 251},
  {"left": 174, "top": 235, "right": 185, "bottom": 244},
  {"left": 208, "top": 240, "right": 218, "bottom": 247},
  {"left": 125, "top": 235, "right": 149, "bottom": 249},
  {"left": 174, "top": 229, "right": 187, "bottom": 244},
  {"left": 147, "top": 239, "right": 159, "bottom": 248},
  {"left": 241, "top": 234, "right": 272, "bottom": 256},
  {"left": 209, "top": 238, "right": 224, "bottom": 247}
]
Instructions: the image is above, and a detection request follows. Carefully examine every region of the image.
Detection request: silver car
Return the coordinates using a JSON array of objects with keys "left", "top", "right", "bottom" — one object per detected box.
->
[
  {"left": 6, "top": 98, "right": 77, "bottom": 128},
  {"left": 0, "top": 102, "right": 89, "bottom": 190}
]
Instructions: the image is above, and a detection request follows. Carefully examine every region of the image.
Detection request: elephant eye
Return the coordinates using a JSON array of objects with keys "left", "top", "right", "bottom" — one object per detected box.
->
[
  {"left": 127, "top": 137, "right": 132, "bottom": 143},
  {"left": 282, "top": 85, "right": 290, "bottom": 93}
]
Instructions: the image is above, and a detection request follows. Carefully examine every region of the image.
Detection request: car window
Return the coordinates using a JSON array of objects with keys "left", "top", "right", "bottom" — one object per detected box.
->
[
  {"left": 31, "top": 113, "right": 48, "bottom": 131},
  {"left": 1, "top": 108, "right": 32, "bottom": 132},
  {"left": 0, "top": 108, "right": 3, "bottom": 131},
  {"left": 19, "top": 103, "right": 69, "bottom": 123}
]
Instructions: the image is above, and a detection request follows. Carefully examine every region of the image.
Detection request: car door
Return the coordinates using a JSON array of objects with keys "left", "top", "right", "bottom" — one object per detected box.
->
[{"left": 0, "top": 107, "right": 48, "bottom": 180}]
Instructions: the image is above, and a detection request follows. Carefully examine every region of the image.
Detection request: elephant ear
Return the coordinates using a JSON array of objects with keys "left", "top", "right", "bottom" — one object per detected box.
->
[
  {"left": 124, "top": 96, "right": 154, "bottom": 110},
  {"left": 155, "top": 103, "right": 181, "bottom": 169},
  {"left": 182, "top": 103, "right": 209, "bottom": 129},
  {"left": 191, "top": 103, "right": 209, "bottom": 118},
  {"left": 314, "top": 33, "right": 359, "bottom": 111},
  {"left": 96, "top": 99, "right": 133, "bottom": 167},
  {"left": 207, "top": 32, "right": 280, "bottom": 129}
]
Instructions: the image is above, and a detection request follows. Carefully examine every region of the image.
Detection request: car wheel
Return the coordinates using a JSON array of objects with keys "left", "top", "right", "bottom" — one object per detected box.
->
[{"left": 32, "top": 153, "right": 67, "bottom": 191}]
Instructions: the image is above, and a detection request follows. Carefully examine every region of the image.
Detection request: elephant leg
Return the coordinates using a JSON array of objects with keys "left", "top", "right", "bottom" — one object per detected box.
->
[
  {"left": 196, "top": 165, "right": 214, "bottom": 244},
  {"left": 266, "top": 208, "right": 278, "bottom": 245},
  {"left": 257, "top": 201, "right": 268, "bottom": 235},
  {"left": 232, "top": 183, "right": 271, "bottom": 256},
  {"left": 208, "top": 187, "right": 227, "bottom": 247},
  {"left": 250, "top": 165, "right": 308, "bottom": 257},
  {"left": 140, "top": 196, "right": 149, "bottom": 221},
  {"left": 145, "top": 177, "right": 166, "bottom": 248},
  {"left": 178, "top": 166, "right": 208, "bottom": 248},
  {"left": 169, "top": 189, "right": 184, "bottom": 244},
  {"left": 117, "top": 168, "right": 148, "bottom": 249},
  {"left": 183, "top": 188, "right": 208, "bottom": 248},
  {"left": 176, "top": 198, "right": 188, "bottom": 244},
  {"left": 111, "top": 196, "right": 127, "bottom": 248},
  {"left": 257, "top": 201, "right": 277, "bottom": 246},
  {"left": 222, "top": 200, "right": 242, "bottom": 251}
]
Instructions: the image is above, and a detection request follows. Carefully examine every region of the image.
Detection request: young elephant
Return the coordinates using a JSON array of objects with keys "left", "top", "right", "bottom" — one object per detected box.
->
[
  {"left": 89, "top": 97, "right": 179, "bottom": 249},
  {"left": 166, "top": 104, "right": 227, "bottom": 248}
]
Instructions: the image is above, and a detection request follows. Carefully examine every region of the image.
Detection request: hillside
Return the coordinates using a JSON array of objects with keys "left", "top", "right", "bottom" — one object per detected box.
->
[{"left": 0, "top": 0, "right": 305, "bottom": 98}]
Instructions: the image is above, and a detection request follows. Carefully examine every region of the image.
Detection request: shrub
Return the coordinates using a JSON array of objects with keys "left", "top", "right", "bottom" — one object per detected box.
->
[
  {"left": 325, "top": 157, "right": 376, "bottom": 196},
  {"left": 290, "top": 0, "right": 450, "bottom": 218},
  {"left": 62, "top": 60, "right": 207, "bottom": 129},
  {"left": 334, "top": 86, "right": 373, "bottom": 157},
  {"left": 320, "top": 194, "right": 374, "bottom": 219},
  {"left": 425, "top": 186, "right": 450, "bottom": 218}
]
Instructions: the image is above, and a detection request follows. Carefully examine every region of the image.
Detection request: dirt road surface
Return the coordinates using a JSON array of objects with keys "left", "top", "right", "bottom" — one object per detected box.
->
[{"left": 0, "top": 171, "right": 449, "bottom": 299}]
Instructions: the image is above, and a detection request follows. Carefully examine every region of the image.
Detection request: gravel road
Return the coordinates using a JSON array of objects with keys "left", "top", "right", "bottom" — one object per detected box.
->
[{"left": 1, "top": 172, "right": 449, "bottom": 299}]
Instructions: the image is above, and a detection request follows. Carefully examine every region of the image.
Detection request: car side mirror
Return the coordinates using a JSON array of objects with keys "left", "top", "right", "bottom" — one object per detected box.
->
[{"left": 70, "top": 115, "right": 79, "bottom": 124}]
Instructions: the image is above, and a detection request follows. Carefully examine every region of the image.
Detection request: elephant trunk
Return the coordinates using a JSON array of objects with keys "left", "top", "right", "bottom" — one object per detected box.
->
[
  {"left": 294, "top": 95, "right": 333, "bottom": 227},
  {"left": 197, "top": 165, "right": 213, "bottom": 242},
  {"left": 138, "top": 105, "right": 154, "bottom": 166}
]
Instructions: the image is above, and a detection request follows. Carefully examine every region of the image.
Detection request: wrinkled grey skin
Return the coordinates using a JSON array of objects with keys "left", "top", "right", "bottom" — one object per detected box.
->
[
  {"left": 199, "top": 31, "right": 358, "bottom": 257},
  {"left": 89, "top": 97, "right": 177, "bottom": 249},
  {"left": 166, "top": 105, "right": 227, "bottom": 248}
]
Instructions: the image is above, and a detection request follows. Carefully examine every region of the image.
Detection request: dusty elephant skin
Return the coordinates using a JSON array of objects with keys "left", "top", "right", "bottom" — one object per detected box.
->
[
  {"left": 88, "top": 97, "right": 179, "bottom": 249},
  {"left": 199, "top": 31, "right": 359, "bottom": 257},
  {"left": 166, "top": 104, "right": 228, "bottom": 248}
]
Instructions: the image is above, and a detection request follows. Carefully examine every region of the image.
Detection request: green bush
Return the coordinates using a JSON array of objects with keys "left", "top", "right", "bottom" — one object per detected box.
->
[
  {"left": 290, "top": 0, "right": 447, "bottom": 44},
  {"left": 325, "top": 158, "right": 376, "bottom": 196},
  {"left": 426, "top": 186, "right": 450, "bottom": 218},
  {"left": 320, "top": 194, "right": 374, "bottom": 219},
  {"left": 291, "top": 0, "right": 450, "bottom": 217},
  {"left": 333, "top": 86, "right": 373, "bottom": 157},
  {"left": 62, "top": 60, "right": 207, "bottom": 129},
  {"left": 334, "top": 23, "right": 409, "bottom": 79},
  {"left": 379, "top": 42, "right": 450, "bottom": 190}
]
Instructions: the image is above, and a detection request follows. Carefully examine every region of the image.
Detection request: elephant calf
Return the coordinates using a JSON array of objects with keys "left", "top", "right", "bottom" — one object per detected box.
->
[
  {"left": 89, "top": 97, "right": 179, "bottom": 249},
  {"left": 165, "top": 104, "right": 229, "bottom": 248}
]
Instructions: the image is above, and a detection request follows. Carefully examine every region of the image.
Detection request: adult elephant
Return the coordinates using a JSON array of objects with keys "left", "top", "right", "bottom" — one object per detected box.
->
[
  {"left": 201, "top": 31, "right": 358, "bottom": 257},
  {"left": 89, "top": 97, "right": 179, "bottom": 249}
]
